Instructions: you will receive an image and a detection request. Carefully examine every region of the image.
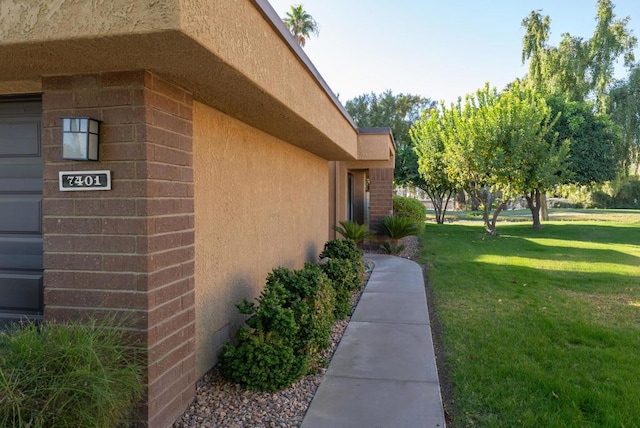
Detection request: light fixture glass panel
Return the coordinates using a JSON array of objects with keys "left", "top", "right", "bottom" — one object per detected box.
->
[
  {"left": 88, "top": 133, "right": 99, "bottom": 160},
  {"left": 89, "top": 119, "right": 99, "bottom": 134},
  {"left": 79, "top": 118, "right": 88, "bottom": 133},
  {"left": 63, "top": 132, "right": 88, "bottom": 159},
  {"left": 69, "top": 118, "right": 81, "bottom": 132},
  {"left": 62, "top": 118, "right": 71, "bottom": 132}
]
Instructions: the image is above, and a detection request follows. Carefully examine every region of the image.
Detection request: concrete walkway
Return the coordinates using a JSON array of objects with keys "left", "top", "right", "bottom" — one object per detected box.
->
[{"left": 301, "top": 254, "right": 446, "bottom": 428}]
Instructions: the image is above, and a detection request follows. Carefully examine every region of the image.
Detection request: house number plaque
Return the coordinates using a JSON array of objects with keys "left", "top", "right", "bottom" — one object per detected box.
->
[{"left": 59, "top": 170, "right": 111, "bottom": 191}]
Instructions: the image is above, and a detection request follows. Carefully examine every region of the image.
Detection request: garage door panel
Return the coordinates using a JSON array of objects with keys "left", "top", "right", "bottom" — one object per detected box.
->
[
  {"left": 0, "top": 196, "right": 41, "bottom": 233},
  {"left": 0, "top": 121, "right": 41, "bottom": 157},
  {"left": 0, "top": 273, "right": 42, "bottom": 312},
  {"left": 0, "top": 98, "right": 42, "bottom": 318},
  {"left": 0, "top": 178, "right": 42, "bottom": 193},
  {"left": 0, "top": 239, "right": 43, "bottom": 270},
  {"left": 0, "top": 162, "right": 42, "bottom": 177}
]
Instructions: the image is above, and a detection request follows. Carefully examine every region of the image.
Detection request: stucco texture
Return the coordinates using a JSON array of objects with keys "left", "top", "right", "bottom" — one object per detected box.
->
[
  {"left": 178, "top": 0, "right": 357, "bottom": 156},
  {"left": 193, "top": 101, "right": 329, "bottom": 377},
  {"left": 0, "top": 0, "right": 178, "bottom": 42}
]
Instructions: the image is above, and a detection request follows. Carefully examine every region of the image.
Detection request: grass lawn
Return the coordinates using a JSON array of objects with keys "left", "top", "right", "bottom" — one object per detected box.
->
[{"left": 419, "top": 211, "right": 640, "bottom": 427}]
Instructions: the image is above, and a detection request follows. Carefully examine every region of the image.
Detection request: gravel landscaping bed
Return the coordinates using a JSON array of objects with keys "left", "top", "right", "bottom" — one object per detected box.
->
[{"left": 173, "top": 238, "right": 419, "bottom": 427}]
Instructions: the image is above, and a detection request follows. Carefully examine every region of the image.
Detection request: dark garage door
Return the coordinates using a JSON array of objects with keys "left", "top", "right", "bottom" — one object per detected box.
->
[{"left": 0, "top": 97, "right": 43, "bottom": 321}]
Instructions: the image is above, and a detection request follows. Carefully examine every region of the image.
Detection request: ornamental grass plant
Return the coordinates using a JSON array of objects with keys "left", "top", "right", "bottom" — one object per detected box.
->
[{"left": 0, "top": 318, "right": 143, "bottom": 428}]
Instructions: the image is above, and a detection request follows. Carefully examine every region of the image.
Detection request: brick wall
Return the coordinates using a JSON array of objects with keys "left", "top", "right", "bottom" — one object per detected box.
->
[
  {"left": 369, "top": 168, "right": 394, "bottom": 229},
  {"left": 41, "top": 70, "right": 195, "bottom": 427}
]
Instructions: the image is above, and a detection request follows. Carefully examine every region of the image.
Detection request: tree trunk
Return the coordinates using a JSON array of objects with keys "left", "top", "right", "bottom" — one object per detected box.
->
[
  {"left": 540, "top": 193, "right": 549, "bottom": 221},
  {"left": 432, "top": 194, "right": 443, "bottom": 224},
  {"left": 487, "top": 200, "right": 508, "bottom": 235},
  {"left": 525, "top": 189, "right": 543, "bottom": 230},
  {"left": 440, "top": 190, "right": 454, "bottom": 223},
  {"left": 475, "top": 186, "right": 507, "bottom": 235},
  {"left": 426, "top": 188, "right": 455, "bottom": 224}
]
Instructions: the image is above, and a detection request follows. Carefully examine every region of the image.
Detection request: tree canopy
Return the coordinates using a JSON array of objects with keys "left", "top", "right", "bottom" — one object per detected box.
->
[
  {"left": 283, "top": 5, "right": 319, "bottom": 47},
  {"left": 413, "top": 82, "right": 566, "bottom": 233},
  {"left": 521, "top": 0, "right": 637, "bottom": 112},
  {"left": 547, "top": 96, "right": 621, "bottom": 184},
  {"left": 410, "top": 108, "right": 457, "bottom": 224},
  {"left": 607, "top": 65, "right": 640, "bottom": 175}
]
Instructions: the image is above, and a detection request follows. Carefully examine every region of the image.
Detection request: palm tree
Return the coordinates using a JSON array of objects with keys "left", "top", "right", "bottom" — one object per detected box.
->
[{"left": 283, "top": 4, "right": 319, "bottom": 47}]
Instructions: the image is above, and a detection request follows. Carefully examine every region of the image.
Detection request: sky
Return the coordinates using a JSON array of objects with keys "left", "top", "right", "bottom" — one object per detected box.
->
[{"left": 266, "top": 0, "right": 640, "bottom": 105}]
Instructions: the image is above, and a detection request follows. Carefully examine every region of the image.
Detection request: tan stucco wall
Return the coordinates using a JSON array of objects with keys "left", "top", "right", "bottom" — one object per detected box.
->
[
  {"left": 358, "top": 134, "right": 393, "bottom": 160},
  {"left": 193, "top": 101, "right": 329, "bottom": 377},
  {"left": 0, "top": 80, "right": 41, "bottom": 94}
]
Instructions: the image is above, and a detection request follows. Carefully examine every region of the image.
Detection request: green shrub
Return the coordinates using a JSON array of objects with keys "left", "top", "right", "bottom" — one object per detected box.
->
[
  {"left": 613, "top": 176, "right": 640, "bottom": 208},
  {"left": 266, "top": 264, "right": 336, "bottom": 356},
  {"left": 563, "top": 178, "right": 640, "bottom": 209},
  {"left": 591, "top": 190, "right": 614, "bottom": 208},
  {"left": 0, "top": 318, "right": 143, "bottom": 428},
  {"left": 332, "top": 220, "right": 373, "bottom": 245},
  {"left": 378, "top": 215, "right": 422, "bottom": 245},
  {"left": 320, "top": 239, "right": 364, "bottom": 284},
  {"left": 547, "top": 197, "right": 576, "bottom": 208},
  {"left": 221, "top": 264, "right": 336, "bottom": 391},
  {"left": 220, "top": 279, "right": 305, "bottom": 391},
  {"left": 220, "top": 330, "right": 306, "bottom": 392},
  {"left": 393, "top": 195, "right": 427, "bottom": 225},
  {"left": 237, "top": 280, "right": 299, "bottom": 343},
  {"left": 380, "top": 241, "right": 405, "bottom": 255},
  {"left": 555, "top": 183, "right": 596, "bottom": 208},
  {"left": 321, "top": 258, "right": 357, "bottom": 319}
]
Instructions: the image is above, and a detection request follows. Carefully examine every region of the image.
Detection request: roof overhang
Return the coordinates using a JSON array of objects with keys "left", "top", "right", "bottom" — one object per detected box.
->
[{"left": 0, "top": 0, "right": 359, "bottom": 161}]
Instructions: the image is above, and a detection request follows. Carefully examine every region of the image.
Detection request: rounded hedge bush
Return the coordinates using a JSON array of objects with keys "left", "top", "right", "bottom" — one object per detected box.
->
[
  {"left": 322, "top": 258, "right": 357, "bottom": 319},
  {"left": 393, "top": 195, "right": 426, "bottom": 226},
  {"left": 320, "top": 239, "right": 364, "bottom": 284},
  {"left": 220, "top": 330, "right": 306, "bottom": 392}
]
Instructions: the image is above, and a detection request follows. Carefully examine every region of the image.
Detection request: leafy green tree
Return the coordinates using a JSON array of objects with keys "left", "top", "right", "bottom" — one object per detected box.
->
[
  {"left": 608, "top": 65, "right": 640, "bottom": 175},
  {"left": 521, "top": 0, "right": 637, "bottom": 111},
  {"left": 590, "top": 0, "right": 637, "bottom": 112},
  {"left": 283, "top": 4, "right": 319, "bottom": 47},
  {"left": 345, "top": 91, "right": 436, "bottom": 188},
  {"left": 411, "top": 108, "right": 457, "bottom": 224},
  {"left": 521, "top": 10, "right": 552, "bottom": 93},
  {"left": 547, "top": 96, "right": 621, "bottom": 183},
  {"left": 414, "top": 83, "right": 562, "bottom": 234},
  {"left": 509, "top": 94, "right": 570, "bottom": 230}
]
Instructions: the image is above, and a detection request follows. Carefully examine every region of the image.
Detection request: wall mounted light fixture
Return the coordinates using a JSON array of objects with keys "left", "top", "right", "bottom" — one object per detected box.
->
[{"left": 61, "top": 117, "right": 100, "bottom": 161}]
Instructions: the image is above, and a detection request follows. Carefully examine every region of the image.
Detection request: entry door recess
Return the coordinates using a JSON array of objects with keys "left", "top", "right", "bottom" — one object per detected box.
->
[{"left": 0, "top": 97, "right": 43, "bottom": 320}]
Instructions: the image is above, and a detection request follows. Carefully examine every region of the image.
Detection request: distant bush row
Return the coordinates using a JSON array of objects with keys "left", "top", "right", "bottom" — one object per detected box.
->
[{"left": 555, "top": 177, "right": 640, "bottom": 209}]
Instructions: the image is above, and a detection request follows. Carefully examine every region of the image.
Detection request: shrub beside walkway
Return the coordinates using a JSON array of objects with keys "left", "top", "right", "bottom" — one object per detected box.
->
[{"left": 301, "top": 254, "right": 446, "bottom": 427}]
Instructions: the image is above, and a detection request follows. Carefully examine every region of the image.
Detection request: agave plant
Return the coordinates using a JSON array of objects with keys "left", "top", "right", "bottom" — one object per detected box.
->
[
  {"left": 380, "top": 241, "right": 405, "bottom": 255},
  {"left": 332, "top": 220, "right": 373, "bottom": 245},
  {"left": 378, "top": 216, "right": 421, "bottom": 246}
]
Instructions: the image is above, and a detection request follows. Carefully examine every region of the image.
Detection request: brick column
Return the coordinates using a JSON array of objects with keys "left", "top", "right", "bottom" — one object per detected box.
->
[
  {"left": 41, "top": 71, "right": 195, "bottom": 427},
  {"left": 369, "top": 168, "right": 394, "bottom": 231}
]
